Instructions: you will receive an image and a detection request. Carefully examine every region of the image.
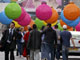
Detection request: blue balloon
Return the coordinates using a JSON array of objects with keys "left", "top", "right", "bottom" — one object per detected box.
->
[
  {"left": 61, "top": 11, "right": 80, "bottom": 27},
  {"left": 3, "top": 0, "right": 11, "bottom": 3},
  {"left": 0, "top": 11, "right": 12, "bottom": 25}
]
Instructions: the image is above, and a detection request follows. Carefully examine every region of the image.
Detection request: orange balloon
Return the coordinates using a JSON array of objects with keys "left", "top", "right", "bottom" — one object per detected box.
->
[
  {"left": 60, "top": 20, "right": 71, "bottom": 29},
  {"left": 68, "top": 28, "right": 73, "bottom": 31},
  {"left": 45, "top": 8, "right": 58, "bottom": 24},
  {"left": 79, "top": 8, "right": 80, "bottom": 16},
  {"left": 24, "top": 20, "right": 35, "bottom": 31},
  {"left": 64, "top": 3, "right": 80, "bottom": 20}
]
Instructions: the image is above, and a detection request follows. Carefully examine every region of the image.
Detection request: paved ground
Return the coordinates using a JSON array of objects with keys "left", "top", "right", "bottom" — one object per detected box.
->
[{"left": 0, "top": 52, "right": 80, "bottom": 60}]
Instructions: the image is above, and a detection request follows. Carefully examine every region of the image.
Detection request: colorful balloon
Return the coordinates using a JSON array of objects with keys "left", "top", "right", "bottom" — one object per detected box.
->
[
  {"left": 18, "top": 13, "right": 31, "bottom": 26},
  {"left": 15, "top": 7, "right": 26, "bottom": 22},
  {"left": 0, "top": 11, "right": 12, "bottom": 25},
  {"left": 43, "top": 21, "right": 58, "bottom": 27},
  {"left": 45, "top": 8, "right": 58, "bottom": 24},
  {"left": 13, "top": 20, "right": 21, "bottom": 28},
  {"left": 24, "top": 20, "right": 35, "bottom": 31},
  {"left": 61, "top": 11, "right": 80, "bottom": 27},
  {"left": 63, "top": 3, "right": 80, "bottom": 20},
  {"left": 3, "top": 0, "right": 11, "bottom": 3},
  {"left": 35, "top": 18, "right": 45, "bottom": 30},
  {"left": 57, "top": 23, "right": 63, "bottom": 31},
  {"left": 5, "top": 3, "right": 21, "bottom": 19},
  {"left": 75, "top": 22, "right": 80, "bottom": 31},
  {"left": 68, "top": 27, "right": 73, "bottom": 31},
  {"left": 36, "top": 3, "right": 52, "bottom": 20},
  {"left": 60, "top": 20, "right": 71, "bottom": 29}
]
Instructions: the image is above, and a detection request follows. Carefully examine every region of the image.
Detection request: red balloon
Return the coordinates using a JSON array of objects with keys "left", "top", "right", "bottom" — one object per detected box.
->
[{"left": 18, "top": 13, "right": 31, "bottom": 26}]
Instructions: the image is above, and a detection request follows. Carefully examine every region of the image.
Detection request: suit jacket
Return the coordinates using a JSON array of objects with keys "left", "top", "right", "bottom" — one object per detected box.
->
[
  {"left": 27, "top": 29, "right": 41, "bottom": 50},
  {"left": 1, "top": 28, "right": 17, "bottom": 51}
]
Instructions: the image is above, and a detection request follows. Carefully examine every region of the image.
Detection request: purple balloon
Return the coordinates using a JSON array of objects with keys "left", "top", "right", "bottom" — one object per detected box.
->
[
  {"left": 36, "top": 4, "right": 52, "bottom": 20},
  {"left": 15, "top": 7, "right": 26, "bottom": 22},
  {"left": 56, "top": 0, "right": 62, "bottom": 6},
  {"left": 18, "top": 13, "right": 31, "bottom": 26},
  {"left": 75, "top": 22, "right": 80, "bottom": 31}
]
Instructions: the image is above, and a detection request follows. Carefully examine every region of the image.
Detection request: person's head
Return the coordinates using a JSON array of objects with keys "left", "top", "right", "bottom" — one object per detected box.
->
[
  {"left": 33, "top": 24, "right": 37, "bottom": 29},
  {"left": 20, "top": 27, "right": 24, "bottom": 32},
  {"left": 47, "top": 23, "right": 51, "bottom": 28},
  {"left": 28, "top": 28, "right": 32, "bottom": 32},
  {"left": 16, "top": 28, "right": 20, "bottom": 32},
  {"left": 41, "top": 26, "right": 45, "bottom": 31},
  {"left": 63, "top": 25, "right": 67, "bottom": 30},
  {"left": 54, "top": 25, "right": 58, "bottom": 29},
  {"left": 10, "top": 22, "right": 15, "bottom": 29}
]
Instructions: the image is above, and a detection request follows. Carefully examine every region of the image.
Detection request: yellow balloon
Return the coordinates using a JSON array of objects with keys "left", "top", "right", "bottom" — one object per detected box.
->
[
  {"left": 13, "top": 20, "right": 21, "bottom": 28},
  {"left": 52, "top": 21, "right": 58, "bottom": 26},
  {"left": 43, "top": 21, "right": 58, "bottom": 26}
]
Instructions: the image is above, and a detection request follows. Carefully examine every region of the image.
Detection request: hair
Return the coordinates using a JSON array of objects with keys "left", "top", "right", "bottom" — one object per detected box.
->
[
  {"left": 41, "top": 26, "right": 45, "bottom": 31},
  {"left": 20, "top": 27, "right": 24, "bottom": 31},
  {"left": 54, "top": 25, "right": 58, "bottom": 29},
  {"left": 28, "top": 28, "right": 32, "bottom": 31},
  {"left": 33, "top": 24, "right": 37, "bottom": 29},
  {"left": 11, "top": 22, "right": 15, "bottom": 26},
  {"left": 16, "top": 28, "right": 20, "bottom": 32},
  {"left": 47, "top": 23, "right": 51, "bottom": 27}
]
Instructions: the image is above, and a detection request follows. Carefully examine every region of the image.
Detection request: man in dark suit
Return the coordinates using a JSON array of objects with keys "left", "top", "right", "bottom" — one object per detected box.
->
[{"left": 1, "top": 22, "right": 17, "bottom": 60}]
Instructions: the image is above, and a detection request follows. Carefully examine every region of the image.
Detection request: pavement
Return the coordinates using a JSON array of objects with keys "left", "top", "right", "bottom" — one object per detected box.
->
[{"left": 0, "top": 51, "right": 80, "bottom": 60}]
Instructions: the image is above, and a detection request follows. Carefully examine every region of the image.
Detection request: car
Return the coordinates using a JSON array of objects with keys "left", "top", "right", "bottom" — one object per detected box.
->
[{"left": 69, "top": 31, "right": 80, "bottom": 53}]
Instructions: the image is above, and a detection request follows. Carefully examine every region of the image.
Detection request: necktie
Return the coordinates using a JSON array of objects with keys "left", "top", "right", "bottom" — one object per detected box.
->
[{"left": 9, "top": 29, "right": 13, "bottom": 42}]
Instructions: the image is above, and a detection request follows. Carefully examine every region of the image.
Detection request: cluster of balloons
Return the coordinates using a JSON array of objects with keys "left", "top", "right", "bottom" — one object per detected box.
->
[
  {"left": 61, "top": 3, "right": 80, "bottom": 27},
  {"left": 0, "top": 3, "right": 31, "bottom": 27},
  {"left": 57, "top": 23, "right": 73, "bottom": 31},
  {"left": 36, "top": 1, "right": 59, "bottom": 25}
]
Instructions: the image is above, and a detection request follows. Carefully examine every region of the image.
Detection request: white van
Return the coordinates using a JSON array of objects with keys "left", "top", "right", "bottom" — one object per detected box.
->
[{"left": 69, "top": 31, "right": 80, "bottom": 53}]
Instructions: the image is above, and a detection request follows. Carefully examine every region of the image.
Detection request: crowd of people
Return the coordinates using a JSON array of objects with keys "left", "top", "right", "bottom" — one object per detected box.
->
[{"left": 0, "top": 22, "right": 75, "bottom": 60}]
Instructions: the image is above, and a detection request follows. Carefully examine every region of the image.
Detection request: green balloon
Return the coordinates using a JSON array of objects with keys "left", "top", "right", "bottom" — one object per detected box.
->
[
  {"left": 5, "top": 3, "right": 21, "bottom": 19},
  {"left": 35, "top": 18, "right": 45, "bottom": 30},
  {"left": 57, "top": 23, "right": 63, "bottom": 31},
  {"left": 11, "top": 1, "right": 16, "bottom": 3}
]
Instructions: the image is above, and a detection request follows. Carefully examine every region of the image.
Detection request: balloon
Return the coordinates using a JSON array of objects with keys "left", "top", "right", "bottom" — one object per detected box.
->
[
  {"left": 24, "top": 20, "right": 35, "bottom": 31},
  {"left": 12, "top": 20, "right": 21, "bottom": 28},
  {"left": 36, "top": 3, "right": 52, "bottom": 20},
  {"left": 45, "top": 8, "right": 58, "bottom": 24},
  {"left": 64, "top": 3, "right": 80, "bottom": 20},
  {"left": 56, "top": 0, "right": 62, "bottom": 6},
  {"left": 18, "top": 13, "right": 31, "bottom": 26},
  {"left": 61, "top": 11, "right": 80, "bottom": 27},
  {"left": 57, "top": 23, "right": 63, "bottom": 31},
  {"left": 15, "top": 7, "right": 26, "bottom": 22},
  {"left": 60, "top": 20, "right": 71, "bottom": 29},
  {"left": 0, "top": 11, "right": 12, "bottom": 25},
  {"left": 68, "top": 28, "right": 73, "bottom": 31},
  {"left": 75, "top": 22, "right": 80, "bottom": 31},
  {"left": 43, "top": 21, "right": 58, "bottom": 27},
  {"left": 35, "top": 18, "right": 45, "bottom": 29},
  {"left": 3, "top": 0, "right": 11, "bottom": 3},
  {"left": 5, "top": 3, "right": 21, "bottom": 19}
]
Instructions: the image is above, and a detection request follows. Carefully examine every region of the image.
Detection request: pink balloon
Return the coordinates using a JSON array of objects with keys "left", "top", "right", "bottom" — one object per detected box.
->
[
  {"left": 75, "top": 22, "right": 80, "bottom": 31},
  {"left": 18, "top": 13, "right": 31, "bottom": 26},
  {"left": 36, "top": 4, "right": 52, "bottom": 20},
  {"left": 56, "top": 0, "right": 62, "bottom": 6},
  {"left": 15, "top": 7, "right": 26, "bottom": 22}
]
